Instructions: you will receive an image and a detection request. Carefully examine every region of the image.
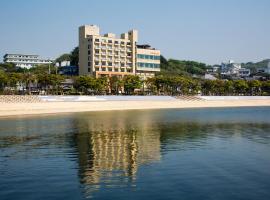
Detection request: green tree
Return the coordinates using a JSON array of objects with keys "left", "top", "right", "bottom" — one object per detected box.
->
[
  {"left": 0, "top": 70, "right": 8, "bottom": 92},
  {"left": 74, "top": 76, "right": 98, "bottom": 94},
  {"left": 70, "top": 47, "right": 79, "bottom": 66},
  {"left": 224, "top": 80, "right": 234, "bottom": 95},
  {"left": 109, "top": 76, "right": 124, "bottom": 94},
  {"left": 123, "top": 75, "right": 142, "bottom": 94},
  {"left": 261, "top": 80, "right": 270, "bottom": 95},
  {"left": 248, "top": 80, "right": 262, "bottom": 95},
  {"left": 233, "top": 80, "right": 249, "bottom": 95},
  {"left": 55, "top": 54, "right": 71, "bottom": 63}
]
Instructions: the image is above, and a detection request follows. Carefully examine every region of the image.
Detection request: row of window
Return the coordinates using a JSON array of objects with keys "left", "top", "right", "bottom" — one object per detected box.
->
[
  {"left": 94, "top": 39, "right": 131, "bottom": 46},
  {"left": 89, "top": 61, "right": 132, "bottom": 67},
  {"left": 137, "top": 54, "right": 160, "bottom": 60},
  {"left": 6, "top": 59, "right": 51, "bottom": 63},
  {"left": 6, "top": 55, "right": 38, "bottom": 59},
  {"left": 93, "top": 68, "right": 132, "bottom": 73},
  {"left": 137, "top": 62, "right": 160, "bottom": 68}
]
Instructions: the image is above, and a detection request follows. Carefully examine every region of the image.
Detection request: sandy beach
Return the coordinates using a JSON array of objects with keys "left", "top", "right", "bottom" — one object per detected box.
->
[{"left": 0, "top": 99, "right": 270, "bottom": 117}]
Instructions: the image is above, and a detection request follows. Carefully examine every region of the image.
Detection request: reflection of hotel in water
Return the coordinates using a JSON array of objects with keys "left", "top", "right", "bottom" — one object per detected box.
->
[{"left": 74, "top": 113, "right": 161, "bottom": 188}]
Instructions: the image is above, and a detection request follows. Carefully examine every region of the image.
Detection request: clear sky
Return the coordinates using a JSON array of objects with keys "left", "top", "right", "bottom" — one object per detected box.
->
[{"left": 0, "top": 0, "right": 269, "bottom": 64}]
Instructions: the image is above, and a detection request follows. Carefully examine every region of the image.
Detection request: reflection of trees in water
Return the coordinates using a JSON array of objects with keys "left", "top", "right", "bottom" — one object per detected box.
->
[{"left": 158, "top": 122, "right": 270, "bottom": 152}]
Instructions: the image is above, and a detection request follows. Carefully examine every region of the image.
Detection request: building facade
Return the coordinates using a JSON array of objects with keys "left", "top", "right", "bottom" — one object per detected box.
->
[
  {"left": 136, "top": 45, "right": 160, "bottom": 80},
  {"left": 3, "top": 54, "right": 53, "bottom": 69},
  {"left": 79, "top": 25, "right": 160, "bottom": 78}
]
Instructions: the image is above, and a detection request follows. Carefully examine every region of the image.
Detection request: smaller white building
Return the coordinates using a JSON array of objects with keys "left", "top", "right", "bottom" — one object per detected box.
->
[
  {"left": 238, "top": 68, "right": 250, "bottom": 77},
  {"left": 221, "top": 60, "right": 241, "bottom": 76},
  {"left": 3, "top": 54, "right": 53, "bottom": 69}
]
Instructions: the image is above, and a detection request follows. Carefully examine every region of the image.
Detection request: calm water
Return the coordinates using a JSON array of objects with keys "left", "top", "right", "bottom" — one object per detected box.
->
[{"left": 0, "top": 107, "right": 270, "bottom": 200}]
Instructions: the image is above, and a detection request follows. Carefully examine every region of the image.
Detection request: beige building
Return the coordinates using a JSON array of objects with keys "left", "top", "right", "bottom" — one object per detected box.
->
[{"left": 79, "top": 25, "right": 160, "bottom": 78}]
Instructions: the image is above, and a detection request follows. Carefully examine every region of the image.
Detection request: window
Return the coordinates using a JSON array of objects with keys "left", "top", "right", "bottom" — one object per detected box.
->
[
  {"left": 88, "top": 62, "right": 91, "bottom": 66},
  {"left": 95, "top": 61, "right": 99, "bottom": 65},
  {"left": 95, "top": 39, "right": 99, "bottom": 42},
  {"left": 108, "top": 68, "right": 112, "bottom": 71},
  {"left": 108, "top": 62, "right": 112, "bottom": 66},
  {"left": 88, "top": 50, "right": 91, "bottom": 55},
  {"left": 102, "top": 61, "right": 106, "bottom": 66},
  {"left": 108, "top": 40, "right": 112, "bottom": 43},
  {"left": 88, "top": 68, "right": 91, "bottom": 72}
]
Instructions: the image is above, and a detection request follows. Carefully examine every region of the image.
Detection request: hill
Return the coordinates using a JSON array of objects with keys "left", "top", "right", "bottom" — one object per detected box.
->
[
  {"left": 241, "top": 59, "right": 270, "bottom": 73},
  {"left": 159, "top": 56, "right": 210, "bottom": 76}
]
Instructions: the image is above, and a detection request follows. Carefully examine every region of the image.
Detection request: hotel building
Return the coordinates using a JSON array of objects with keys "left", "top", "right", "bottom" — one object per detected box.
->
[
  {"left": 3, "top": 54, "right": 53, "bottom": 69},
  {"left": 79, "top": 25, "right": 160, "bottom": 79}
]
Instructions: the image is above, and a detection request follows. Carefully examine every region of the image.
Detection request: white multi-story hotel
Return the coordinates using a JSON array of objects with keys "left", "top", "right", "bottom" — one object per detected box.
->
[
  {"left": 3, "top": 54, "right": 53, "bottom": 69},
  {"left": 79, "top": 25, "right": 160, "bottom": 78}
]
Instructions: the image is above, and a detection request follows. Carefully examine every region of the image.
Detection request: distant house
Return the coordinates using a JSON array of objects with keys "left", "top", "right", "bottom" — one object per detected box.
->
[
  {"left": 56, "top": 60, "right": 78, "bottom": 76},
  {"left": 207, "top": 65, "right": 220, "bottom": 73},
  {"left": 239, "top": 68, "right": 250, "bottom": 77},
  {"left": 221, "top": 60, "right": 241, "bottom": 76}
]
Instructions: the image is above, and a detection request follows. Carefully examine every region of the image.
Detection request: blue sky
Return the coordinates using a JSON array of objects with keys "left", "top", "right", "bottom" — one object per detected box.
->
[{"left": 0, "top": 0, "right": 269, "bottom": 64}]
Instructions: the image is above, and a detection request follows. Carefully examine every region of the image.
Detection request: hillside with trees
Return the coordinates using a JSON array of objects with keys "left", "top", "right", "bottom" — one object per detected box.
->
[
  {"left": 241, "top": 59, "right": 270, "bottom": 73},
  {"left": 159, "top": 56, "right": 210, "bottom": 76},
  {"left": 55, "top": 47, "right": 79, "bottom": 66}
]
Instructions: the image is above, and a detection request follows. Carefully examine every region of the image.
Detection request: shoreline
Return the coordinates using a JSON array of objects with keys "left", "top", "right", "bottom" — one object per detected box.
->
[{"left": 0, "top": 99, "right": 269, "bottom": 118}]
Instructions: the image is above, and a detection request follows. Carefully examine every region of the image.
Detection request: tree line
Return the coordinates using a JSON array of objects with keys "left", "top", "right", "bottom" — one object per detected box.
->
[{"left": 0, "top": 66, "right": 270, "bottom": 95}]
